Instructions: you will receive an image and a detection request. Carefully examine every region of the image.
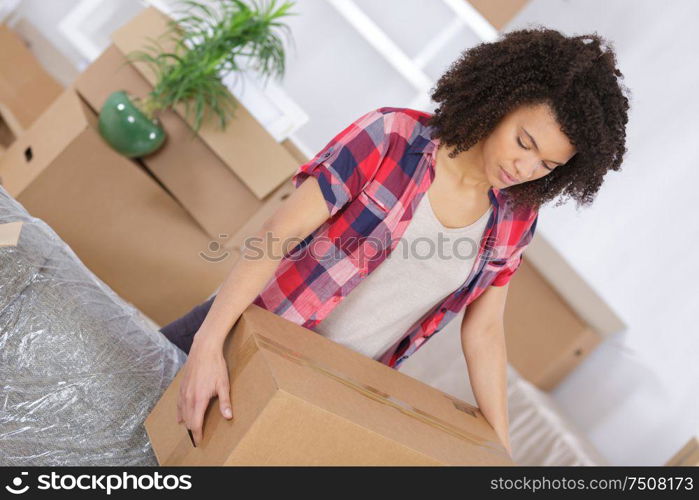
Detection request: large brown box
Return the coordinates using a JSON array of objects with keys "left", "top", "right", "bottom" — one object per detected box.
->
[
  {"left": 504, "top": 260, "right": 603, "bottom": 391},
  {"left": 145, "top": 304, "right": 514, "bottom": 466},
  {"left": 74, "top": 7, "right": 298, "bottom": 241},
  {"left": 0, "top": 89, "right": 237, "bottom": 325}
]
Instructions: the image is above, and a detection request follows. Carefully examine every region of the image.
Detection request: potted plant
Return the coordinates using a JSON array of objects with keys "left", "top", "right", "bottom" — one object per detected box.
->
[{"left": 98, "top": 0, "right": 296, "bottom": 158}]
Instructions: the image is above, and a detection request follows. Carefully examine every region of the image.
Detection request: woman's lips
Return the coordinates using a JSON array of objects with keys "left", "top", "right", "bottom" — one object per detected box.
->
[{"left": 499, "top": 165, "right": 518, "bottom": 185}]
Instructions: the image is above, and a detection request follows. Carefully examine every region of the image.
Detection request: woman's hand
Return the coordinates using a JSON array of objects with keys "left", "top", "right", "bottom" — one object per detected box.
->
[
  {"left": 169, "top": 176, "right": 334, "bottom": 447},
  {"left": 177, "top": 336, "right": 233, "bottom": 447}
]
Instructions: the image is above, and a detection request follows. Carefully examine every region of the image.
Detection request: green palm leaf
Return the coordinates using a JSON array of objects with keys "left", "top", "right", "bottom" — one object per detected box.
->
[{"left": 132, "top": 0, "right": 297, "bottom": 132}]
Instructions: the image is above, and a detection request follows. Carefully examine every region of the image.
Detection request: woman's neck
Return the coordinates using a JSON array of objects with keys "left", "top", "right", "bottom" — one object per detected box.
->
[{"left": 436, "top": 141, "right": 492, "bottom": 195}]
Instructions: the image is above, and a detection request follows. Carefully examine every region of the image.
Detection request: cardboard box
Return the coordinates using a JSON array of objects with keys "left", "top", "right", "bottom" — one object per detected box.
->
[
  {"left": 504, "top": 259, "right": 602, "bottom": 391},
  {"left": 74, "top": 7, "right": 298, "bottom": 239},
  {"left": 0, "top": 24, "right": 62, "bottom": 140},
  {"left": 665, "top": 436, "right": 699, "bottom": 466},
  {"left": 0, "top": 102, "right": 21, "bottom": 154},
  {"left": 112, "top": 7, "right": 295, "bottom": 199},
  {"left": 0, "top": 89, "right": 237, "bottom": 326},
  {"left": 468, "top": 0, "right": 531, "bottom": 31},
  {"left": 145, "top": 304, "right": 514, "bottom": 466}
]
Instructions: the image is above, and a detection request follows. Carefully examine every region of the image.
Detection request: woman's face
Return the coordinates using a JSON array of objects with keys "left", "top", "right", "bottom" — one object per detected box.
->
[{"left": 482, "top": 102, "right": 577, "bottom": 189}]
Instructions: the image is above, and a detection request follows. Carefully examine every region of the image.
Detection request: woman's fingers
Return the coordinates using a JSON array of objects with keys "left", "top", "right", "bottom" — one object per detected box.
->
[
  {"left": 176, "top": 373, "right": 188, "bottom": 425},
  {"left": 176, "top": 347, "right": 231, "bottom": 447},
  {"left": 177, "top": 369, "right": 190, "bottom": 425},
  {"left": 189, "top": 395, "right": 210, "bottom": 447},
  {"left": 218, "top": 376, "right": 233, "bottom": 419},
  {"left": 176, "top": 394, "right": 183, "bottom": 425},
  {"left": 183, "top": 384, "right": 198, "bottom": 440}
]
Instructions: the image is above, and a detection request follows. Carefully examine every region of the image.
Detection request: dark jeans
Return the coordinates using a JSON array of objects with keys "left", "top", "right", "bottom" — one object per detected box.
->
[{"left": 160, "top": 295, "right": 217, "bottom": 355}]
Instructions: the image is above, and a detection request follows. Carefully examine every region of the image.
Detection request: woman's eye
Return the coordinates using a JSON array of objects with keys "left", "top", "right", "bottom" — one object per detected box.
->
[{"left": 518, "top": 137, "right": 553, "bottom": 171}]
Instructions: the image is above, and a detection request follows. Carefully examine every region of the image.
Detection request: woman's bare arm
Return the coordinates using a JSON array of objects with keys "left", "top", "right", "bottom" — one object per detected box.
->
[
  {"left": 460, "top": 283, "right": 513, "bottom": 458},
  {"left": 179, "top": 175, "right": 332, "bottom": 445},
  {"left": 192, "top": 176, "right": 332, "bottom": 349}
]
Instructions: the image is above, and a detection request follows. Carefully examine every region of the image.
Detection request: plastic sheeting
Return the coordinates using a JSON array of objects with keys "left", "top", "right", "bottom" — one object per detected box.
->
[{"left": 0, "top": 185, "right": 187, "bottom": 466}]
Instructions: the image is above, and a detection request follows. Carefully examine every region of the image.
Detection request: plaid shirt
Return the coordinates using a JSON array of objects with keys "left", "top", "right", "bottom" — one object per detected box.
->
[{"left": 253, "top": 107, "right": 539, "bottom": 369}]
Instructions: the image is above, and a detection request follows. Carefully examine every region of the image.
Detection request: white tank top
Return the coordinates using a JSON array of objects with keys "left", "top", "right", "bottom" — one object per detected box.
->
[{"left": 314, "top": 190, "right": 492, "bottom": 360}]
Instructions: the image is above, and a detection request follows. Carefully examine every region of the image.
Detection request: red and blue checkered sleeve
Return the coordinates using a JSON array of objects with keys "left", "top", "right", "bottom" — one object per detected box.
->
[
  {"left": 491, "top": 213, "right": 539, "bottom": 287},
  {"left": 490, "top": 254, "right": 524, "bottom": 287},
  {"left": 291, "top": 108, "right": 388, "bottom": 218}
]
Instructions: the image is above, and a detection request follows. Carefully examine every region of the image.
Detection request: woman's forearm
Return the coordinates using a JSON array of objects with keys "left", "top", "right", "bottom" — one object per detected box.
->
[
  {"left": 190, "top": 176, "right": 333, "bottom": 350},
  {"left": 192, "top": 221, "right": 301, "bottom": 349},
  {"left": 461, "top": 322, "right": 512, "bottom": 453}
]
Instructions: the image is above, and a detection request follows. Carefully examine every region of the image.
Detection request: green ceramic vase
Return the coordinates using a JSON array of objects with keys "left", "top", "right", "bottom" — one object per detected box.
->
[{"left": 98, "top": 90, "right": 166, "bottom": 158}]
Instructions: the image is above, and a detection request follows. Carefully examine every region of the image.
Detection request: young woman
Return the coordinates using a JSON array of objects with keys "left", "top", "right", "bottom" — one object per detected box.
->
[{"left": 161, "top": 27, "right": 630, "bottom": 453}]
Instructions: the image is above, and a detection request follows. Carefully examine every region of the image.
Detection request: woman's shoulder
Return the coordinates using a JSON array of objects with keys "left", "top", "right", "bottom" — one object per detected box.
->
[
  {"left": 374, "top": 106, "right": 433, "bottom": 124},
  {"left": 370, "top": 107, "right": 434, "bottom": 143}
]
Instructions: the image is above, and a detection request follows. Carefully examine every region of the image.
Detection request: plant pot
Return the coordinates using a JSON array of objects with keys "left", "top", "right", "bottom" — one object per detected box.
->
[{"left": 98, "top": 90, "right": 166, "bottom": 158}]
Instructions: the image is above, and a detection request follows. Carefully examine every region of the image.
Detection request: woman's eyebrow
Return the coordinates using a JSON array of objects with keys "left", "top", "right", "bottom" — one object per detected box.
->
[{"left": 522, "top": 127, "right": 565, "bottom": 166}]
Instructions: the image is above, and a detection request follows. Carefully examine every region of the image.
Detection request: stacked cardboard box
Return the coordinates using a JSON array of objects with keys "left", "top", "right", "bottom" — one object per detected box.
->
[
  {"left": 74, "top": 7, "right": 298, "bottom": 244},
  {"left": 145, "top": 304, "right": 514, "bottom": 466},
  {"left": 0, "top": 8, "right": 301, "bottom": 324},
  {"left": 0, "top": 90, "right": 236, "bottom": 325},
  {"left": 0, "top": 24, "right": 62, "bottom": 154}
]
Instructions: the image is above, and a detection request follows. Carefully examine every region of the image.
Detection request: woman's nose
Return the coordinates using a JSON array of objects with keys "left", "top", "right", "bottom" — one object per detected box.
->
[{"left": 513, "top": 159, "right": 537, "bottom": 180}]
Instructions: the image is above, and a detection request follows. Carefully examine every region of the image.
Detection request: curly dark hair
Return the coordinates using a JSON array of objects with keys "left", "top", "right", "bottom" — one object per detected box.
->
[{"left": 426, "top": 26, "right": 631, "bottom": 212}]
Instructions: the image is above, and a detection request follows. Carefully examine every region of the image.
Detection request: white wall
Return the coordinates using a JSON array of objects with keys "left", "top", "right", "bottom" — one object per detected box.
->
[
  {"left": 279, "top": 0, "right": 483, "bottom": 155},
  {"left": 11, "top": 0, "right": 142, "bottom": 72},
  {"left": 501, "top": 0, "right": 699, "bottom": 466}
]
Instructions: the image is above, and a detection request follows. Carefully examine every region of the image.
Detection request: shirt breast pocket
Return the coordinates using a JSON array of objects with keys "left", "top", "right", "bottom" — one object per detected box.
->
[{"left": 357, "top": 187, "right": 391, "bottom": 218}]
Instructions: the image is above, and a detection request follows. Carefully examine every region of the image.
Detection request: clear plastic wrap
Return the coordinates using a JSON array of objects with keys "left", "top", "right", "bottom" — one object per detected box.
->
[{"left": 0, "top": 185, "right": 187, "bottom": 466}]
